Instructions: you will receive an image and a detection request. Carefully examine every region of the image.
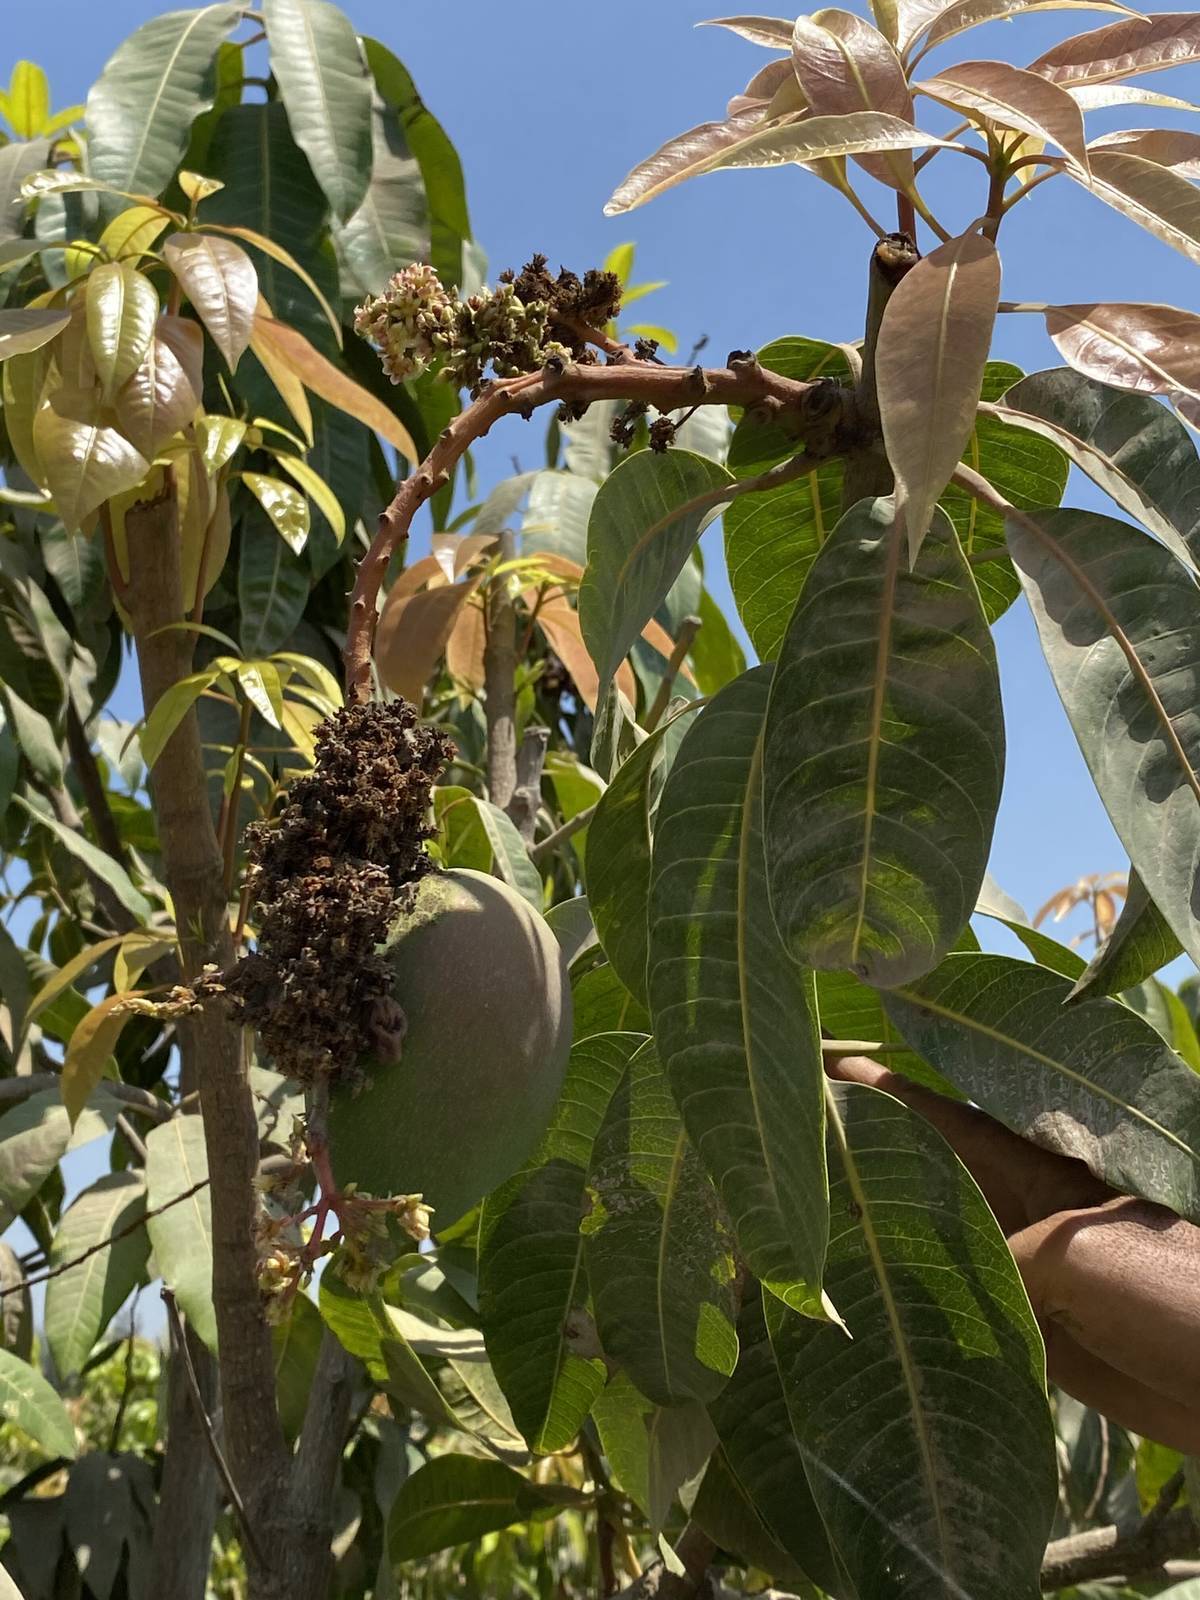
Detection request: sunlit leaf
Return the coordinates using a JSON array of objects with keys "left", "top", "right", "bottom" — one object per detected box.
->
[
  {"left": 1070, "top": 150, "right": 1200, "bottom": 267},
  {"left": 6, "top": 63, "right": 50, "bottom": 140},
  {"left": 0, "top": 308, "right": 69, "bottom": 361},
  {"left": 85, "top": 260, "right": 159, "bottom": 403},
  {"left": 919, "top": 59, "right": 1089, "bottom": 170},
  {"left": 242, "top": 472, "right": 310, "bottom": 554},
  {"left": 99, "top": 203, "right": 171, "bottom": 261},
  {"left": 1030, "top": 11, "right": 1200, "bottom": 87},
  {"left": 1069, "top": 870, "right": 1182, "bottom": 1001},
  {"left": 697, "top": 16, "right": 798, "bottom": 47},
  {"left": 791, "top": 10, "right": 915, "bottom": 191},
  {"left": 62, "top": 994, "right": 135, "bottom": 1125},
  {"left": 375, "top": 577, "right": 481, "bottom": 704},
  {"left": 273, "top": 452, "right": 346, "bottom": 546},
  {"left": 883, "top": 951, "right": 1200, "bottom": 1220},
  {"left": 0, "top": 1346, "right": 77, "bottom": 1460},
  {"left": 145, "top": 1116, "right": 214, "bottom": 1351},
  {"left": 45, "top": 1172, "right": 148, "bottom": 1378},
  {"left": 114, "top": 318, "right": 203, "bottom": 458},
  {"left": 163, "top": 231, "right": 257, "bottom": 371},
  {"left": 876, "top": 228, "right": 1001, "bottom": 560}
]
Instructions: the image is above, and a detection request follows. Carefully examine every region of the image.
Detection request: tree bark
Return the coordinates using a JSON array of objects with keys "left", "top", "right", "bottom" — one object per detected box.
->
[{"left": 484, "top": 530, "right": 519, "bottom": 811}]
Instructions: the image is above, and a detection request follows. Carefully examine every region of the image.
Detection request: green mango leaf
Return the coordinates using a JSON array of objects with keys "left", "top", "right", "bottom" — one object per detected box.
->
[
  {"left": 939, "top": 361, "right": 1069, "bottom": 621},
  {"left": 579, "top": 448, "right": 733, "bottom": 704},
  {"left": 432, "top": 786, "right": 492, "bottom": 872},
  {"left": 145, "top": 1116, "right": 215, "bottom": 1352},
  {"left": 331, "top": 90, "right": 428, "bottom": 303},
  {"left": 31, "top": 406, "right": 149, "bottom": 535},
  {"left": 1008, "top": 507, "right": 1200, "bottom": 974},
  {"left": 363, "top": 37, "right": 471, "bottom": 290},
  {"left": 0, "top": 308, "right": 70, "bottom": 361},
  {"left": 0, "top": 684, "right": 62, "bottom": 786},
  {"left": 690, "top": 1447, "right": 816, "bottom": 1591},
  {"left": 388, "top": 1454, "right": 582, "bottom": 1563},
  {"left": 13, "top": 796, "right": 151, "bottom": 922},
  {"left": 238, "top": 505, "right": 311, "bottom": 657},
  {"left": 242, "top": 471, "right": 310, "bottom": 554},
  {"left": 85, "top": 261, "right": 159, "bottom": 404},
  {"left": 472, "top": 799, "right": 542, "bottom": 910},
  {"left": 707, "top": 1289, "right": 846, "bottom": 1595},
  {"left": 274, "top": 452, "right": 345, "bottom": 546},
  {"left": 85, "top": 4, "right": 242, "bottom": 200},
  {"left": 724, "top": 337, "right": 852, "bottom": 661},
  {"left": 688, "top": 585, "right": 747, "bottom": 697},
  {"left": 765, "top": 1081, "right": 1057, "bottom": 1600},
  {"left": 0, "top": 1345, "right": 76, "bottom": 1460},
  {"left": 45, "top": 1172, "right": 148, "bottom": 1378},
  {"left": 272, "top": 1293, "right": 327, "bottom": 1443},
  {"left": 1070, "top": 870, "right": 1183, "bottom": 1001},
  {"left": 763, "top": 498, "right": 1004, "bottom": 986},
  {"left": 591, "top": 1378, "right": 714, "bottom": 1531},
  {"left": 263, "top": 0, "right": 372, "bottom": 223},
  {"left": 882, "top": 951, "right": 1200, "bottom": 1221},
  {"left": 1000, "top": 367, "right": 1200, "bottom": 575},
  {"left": 649, "top": 666, "right": 829, "bottom": 1313},
  {"left": 584, "top": 1039, "right": 739, "bottom": 1406},
  {"left": 479, "top": 1033, "right": 640, "bottom": 1453},
  {"left": 0, "top": 1091, "right": 118, "bottom": 1215},
  {"left": 588, "top": 710, "right": 698, "bottom": 1005},
  {"left": 6, "top": 63, "right": 50, "bottom": 140},
  {"left": 571, "top": 961, "right": 650, "bottom": 1041},
  {"left": 163, "top": 231, "right": 257, "bottom": 373}
]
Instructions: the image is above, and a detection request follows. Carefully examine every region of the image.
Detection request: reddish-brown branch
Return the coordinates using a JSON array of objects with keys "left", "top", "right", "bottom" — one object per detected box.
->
[{"left": 343, "top": 356, "right": 861, "bottom": 700}]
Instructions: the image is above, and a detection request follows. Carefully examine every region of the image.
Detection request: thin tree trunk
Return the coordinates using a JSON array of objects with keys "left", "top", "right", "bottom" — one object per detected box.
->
[
  {"left": 150, "top": 1324, "right": 221, "bottom": 1598},
  {"left": 484, "top": 530, "right": 519, "bottom": 810}
]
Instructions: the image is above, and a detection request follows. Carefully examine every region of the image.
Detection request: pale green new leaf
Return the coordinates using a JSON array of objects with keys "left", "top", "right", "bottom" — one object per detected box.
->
[
  {"left": 584, "top": 1040, "right": 739, "bottom": 1406},
  {"left": 32, "top": 402, "right": 151, "bottom": 534},
  {"left": 45, "top": 1172, "right": 148, "bottom": 1377},
  {"left": 274, "top": 453, "right": 346, "bottom": 545},
  {"left": 85, "top": 261, "right": 159, "bottom": 403},
  {"left": 648, "top": 666, "right": 829, "bottom": 1314},
  {"left": 762, "top": 499, "right": 1004, "bottom": 986},
  {"left": 242, "top": 471, "right": 310, "bottom": 554},
  {"left": 473, "top": 799, "right": 542, "bottom": 910},
  {"left": 145, "top": 1117, "right": 215, "bottom": 1352},
  {"left": 883, "top": 952, "right": 1200, "bottom": 1220},
  {"left": 478, "top": 1033, "right": 641, "bottom": 1453},
  {"left": 1007, "top": 507, "right": 1200, "bottom": 975},
  {"left": 765, "top": 1081, "right": 1057, "bottom": 1600},
  {"left": 85, "top": 4, "right": 242, "bottom": 199},
  {"left": 13, "top": 796, "right": 151, "bottom": 922},
  {"left": 263, "top": 0, "right": 372, "bottom": 223},
  {"left": 0, "top": 1346, "right": 76, "bottom": 1460}
]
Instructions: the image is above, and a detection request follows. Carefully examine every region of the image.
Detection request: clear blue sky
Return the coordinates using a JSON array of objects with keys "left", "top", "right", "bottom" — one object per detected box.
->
[{"left": 12, "top": 0, "right": 1200, "bottom": 944}]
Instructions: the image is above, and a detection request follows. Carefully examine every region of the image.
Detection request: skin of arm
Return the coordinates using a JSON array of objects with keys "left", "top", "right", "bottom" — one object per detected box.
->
[{"left": 826, "top": 1054, "right": 1200, "bottom": 1449}]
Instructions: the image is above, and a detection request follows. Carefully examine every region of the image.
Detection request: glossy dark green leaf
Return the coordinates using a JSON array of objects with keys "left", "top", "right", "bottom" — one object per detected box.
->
[
  {"left": 724, "top": 337, "right": 852, "bottom": 661},
  {"left": 689, "top": 585, "right": 747, "bottom": 696},
  {"left": 585, "top": 1040, "right": 738, "bottom": 1406},
  {"left": 85, "top": 4, "right": 241, "bottom": 200},
  {"left": 478, "top": 1032, "right": 641, "bottom": 1454},
  {"left": 763, "top": 498, "right": 1004, "bottom": 986},
  {"left": 331, "top": 89, "right": 428, "bottom": 303},
  {"left": 939, "top": 361, "right": 1069, "bottom": 621},
  {"left": 1008, "top": 507, "right": 1200, "bottom": 973},
  {"left": 690, "top": 1447, "right": 816, "bottom": 1592},
  {"left": 579, "top": 448, "right": 732, "bottom": 708},
  {"left": 238, "top": 505, "right": 311, "bottom": 658},
  {"left": 388, "top": 1454, "right": 581, "bottom": 1562},
  {"left": 263, "top": 0, "right": 372, "bottom": 223},
  {"left": 707, "top": 1289, "right": 846, "bottom": 1595},
  {"left": 883, "top": 951, "right": 1200, "bottom": 1220},
  {"left": 1070, "top": 871, "right": 1183, "bottom": 1001},
  {"left": 649, "top": 666, "right": 829, "bottom": 1313},
  {"left": 1000, "top": 367, "right": 1200, "bottom": 575},
  {"left": 765, "top": 1081, "right": 1057, "bottom": 1600},
  {"left": 571, "top": 961, "right": 650, "bottom": 1041},
  {"left": 815, "top": 969, "right": 964, "bottom": 1097}
]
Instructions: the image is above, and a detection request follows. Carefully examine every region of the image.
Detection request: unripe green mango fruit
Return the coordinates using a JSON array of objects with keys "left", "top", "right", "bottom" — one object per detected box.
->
[{"left": 327, "top": 868, "right": 572, "bottom": 1227}]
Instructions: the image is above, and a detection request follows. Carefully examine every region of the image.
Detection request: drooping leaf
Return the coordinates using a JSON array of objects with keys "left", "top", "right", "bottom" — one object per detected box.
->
[
  {"left": 572, "top": 962, "right": 651, "bottom": 1040},
  {"left": 707, "top": 1289, "right": 846, "bottom": 1594},
  {"left": 765, "top": 1081, "right": 1057, "bottom": 1600},
  {"left": 883, "top": 951, "right": 1200, "bottom": 1220},
  {"left": 690, "top": 1446, "right": 814, "bottom": 1590},
  {"left": 532, "top": 591, "right": 635, "bottom": 715},
  {"left": 606, "top": 110, "right": 954, "bottom": 214},
  {"left": 1073, "top": 150, "right": 1200, "bottom": 267},
  {"left": 919, "top": 59, "right": 1088, "bottom": 170},
  {"left": 274, "top": 452, "right": 346, "bottom": 546},
  {"left": 45, "top": 1172, "right": 148, "bottom": 1378},
  {"left": 114, "top": 318, "right": 203, "bottom": 458},
  {"left": 0, "top": 1091, "right": 115, "bottom": 1214},
  {"left": 472, "top": 799, "right": 543, "bottom": 910},
  {"left": 1029, "top": 12, "right": 1200, "bottom": 87},
  {"left": 478, "top": 1032, "right": 641, "bottom": 1453},
  {"left": 163, "top": 231, "right": 257, "bottom": 371},
  {"left": 375, "top": 577, "right": 481, "bottom": 705},
  {"left": 13, "top": 796, "right": 151, "bottom": 922},
  {"left": 331, "top": 89, "right": 428, "bottom": 303},
  {"left": 876, "top": 228, "right": 1001, "bottom": 560},
  {"left": 388, "top": 1455, "right": 580, "bottom": 1562},
  {"left": 0, "top": 1346, "right": 76, "bottom": 1460},
  {"left": 145, "top": 1116, "right": 215, "bottom": 1351},
  {"left": 0, "top": 308, "right": 70, "bottom": 360},
  {"left": 85, "top": 261, "right": 159, "bottom": 404},
  {"left": 1007, "top": 506, "right": 1200, "bottom": 975},
  {"left": 1089, "top": 126, "right": 1200, "bottom": 180},
  {"left": 85, "top": 4, "right": 242, "bottom": 199},
  {"left": 584, "top": 1039, "right": 739, "bottom": 1407},
  {"left": 998, "top": 366, "right": 1200, "bottom": 574},
  {"left": 242, "top": 471, "right": 310, "bottom": 554},
  {"left": 1036, "top": 300, "right": 1200, "bottom": 413},
  {"left": 791, "top": 10, "right": 916, "bottom": 190},
  {"left": 99, "top": 203, "right": 172, "bottom": 261},
  {"left": 1070, "top": 870, "right": 1183, "bottom": 1002},
  {"left": 62, "top": 995, "right": 135, "bottom": 1126},
  {"left": 263, "top": 0, "right": 372, "bottom": 223},
  {"left": 762, "top": 499, "right": 1004, "bottom": 986},
  {"left": 939, "top": 360, "right": 1070, "bottom": 622},
  {"left": 649, "top": 666, "right": 829, "bottom": 1313},
  {"left": 579, "top": 448, "right": 733, "bottom": 702},
  {"left": 724, "top": 336, "right": 852, "bottom": 660}
]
